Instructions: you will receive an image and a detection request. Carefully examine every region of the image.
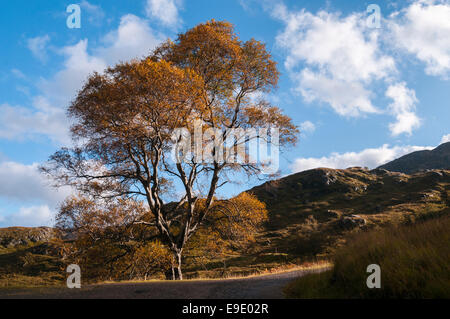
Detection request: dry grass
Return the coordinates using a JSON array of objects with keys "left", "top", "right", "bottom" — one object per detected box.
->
[
  {"left": 0, "top": 273, "right": 65, "bottom": 289},
  {"left": 0, "top": 243, "right": 65, "bottom": 289},
  {"left": 1, "top": 168, "right": 448, "bottom": 289},
  {"left": 284, "top": 215, "right": 450, "bottom": 298},
  {"left": 98, "top": 260, "right": 332, "bottom": 284},
  {"left": 187, "top": 260, "right": 331, "bottom": 281}
]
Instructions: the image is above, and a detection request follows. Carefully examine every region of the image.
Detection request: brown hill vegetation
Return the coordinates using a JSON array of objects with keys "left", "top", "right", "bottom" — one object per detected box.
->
[
  {"left": 1, "top": 167, "right": 449, "bottom": 286},
  {"left": 378, "top": 142, "right": 450, "bottom": 174},
  {"left": 249, "top": 167, "right": 450, "bottom": 259}
]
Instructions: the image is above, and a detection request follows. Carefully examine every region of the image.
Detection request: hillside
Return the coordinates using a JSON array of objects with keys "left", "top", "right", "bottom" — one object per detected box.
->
[
  {"left": 249, "top": 167, "right": 450, "bottom": 259},
  {"left": 0, "top": 227, "right": 56, "bottom": 249},
  {"left": 378, "top": 142, "right": 450, "bottom": 174},
  {"left": 1, "top": 167, "right": 449, "bottom": 285},
  {"left": 284, "top": 214, "right": 450, "bottom": 298},
  {"left": 0, "top": 228, "right": 65, "bottom": 288}
]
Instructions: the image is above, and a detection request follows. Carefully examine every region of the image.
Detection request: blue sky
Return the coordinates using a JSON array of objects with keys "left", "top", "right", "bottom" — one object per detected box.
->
[{"left": 0, "top": 0, "right": 449, "bottom": 227}]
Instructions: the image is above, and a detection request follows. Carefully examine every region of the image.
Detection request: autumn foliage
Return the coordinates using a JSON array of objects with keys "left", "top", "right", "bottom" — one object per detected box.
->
[
  {"left": 42, "top": 20, "right": 297, "bottom": 280},
  {"left": 57, "top": 193, "right": 267, "bottom": 281}
]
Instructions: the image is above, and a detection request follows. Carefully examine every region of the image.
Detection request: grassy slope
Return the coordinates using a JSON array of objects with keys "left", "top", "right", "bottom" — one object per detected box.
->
[
  {"left": 378, "top": 142, "right": 450, "bottom": 174},
  {"left": 181, "top": 168, "right": 450, "bottom": 278},
  {"left": 284, "top": 215, "right": 450, "bottom": 298},
  {"left": 249, "top": 167, "right": 450, "bottom": 257},
  {"left": 0, "top": 243, "right": 64, "bottom": 288},
  {"left": 1, "top": 168, "right": 449, "bottom": 285}
]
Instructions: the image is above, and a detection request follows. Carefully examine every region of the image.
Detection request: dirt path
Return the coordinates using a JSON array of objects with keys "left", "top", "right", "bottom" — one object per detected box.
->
[{"left": 0, "top": 267, "right": 328, "bottom": 299}]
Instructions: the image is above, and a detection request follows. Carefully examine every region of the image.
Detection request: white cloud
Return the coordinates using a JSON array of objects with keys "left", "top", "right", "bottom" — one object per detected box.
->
[
  {"left": 0, "top": 161, "right": 72, "bottom": 227},
  {"left": 441, "top": 134, "right": 450, "bottom": 144},
  {"left": 27, "top": 35, "right": 50, "bottom": 63},
  {"left": 39, "top": 39, "right": 107, "bottom": 106},
  {"left": 96, "top": 14, "right": 164, "bottom": 64},
  {"left": 239, "top": 0, "right": 252, "bottom": 12},
  {"left": 273, "top": 5, "right": 396, "bottom": 117},
  {"left": 299, "top": 120, "right": 316, "bottom": 134},
  {"left": 0, "top": 205, "right": 54, "bottom": 227},
  {"left": 41, "top": 14, "right": 162, "bottom": 106},
  {"left": 11, "top": 69, "right": 26, "bottom": 79},
  {"left": 145, "top": 0, "right": 182, "bottom": 28},
  {"left": 0, "top": 100, "right": 70, "bottom": 144},
  {"left": 291, "top": 144, "right": 433, "bottom": 173},
  {"left": 0, "top": 160, "right": 73, "bottom": 227},
  {"left": 80, "top": 0, "right": 105, "bottom": 25},
  {"left": 0, "top": 161, "right": 71, "bottom": 205},
  {"left": 5, "top": 14, "right": 164, "bottom": 144},
  {"left": 298, "top": 69, "right": 378, "bottom": 117},
  {"left": 389, "top": 0, "right": 450, "bottom": 78},
  {"left": 0, "top": 155, "right": 83, "bottom": 228},
  {"left": 385, "top": 82, "right": 421, "bottom": 136}
]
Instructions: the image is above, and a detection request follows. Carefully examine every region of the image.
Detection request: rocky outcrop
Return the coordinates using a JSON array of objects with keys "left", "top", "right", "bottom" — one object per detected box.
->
[
  {"left": 338, "top": 215, "right": 367, "bottom": 229},
  {"left": 0, "top": 227, "right": 57, "bottom": 248}
]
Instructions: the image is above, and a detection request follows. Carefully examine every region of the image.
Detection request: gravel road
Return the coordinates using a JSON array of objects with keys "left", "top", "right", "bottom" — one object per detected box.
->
[{"left": 0, "top": 267, "right": 328, "bottom": 299}]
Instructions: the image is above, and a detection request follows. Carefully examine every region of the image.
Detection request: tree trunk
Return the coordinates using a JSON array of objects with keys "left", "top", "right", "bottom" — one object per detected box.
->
[{"left": 173, "top": 251, "right": 183, "bottom": 280}]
